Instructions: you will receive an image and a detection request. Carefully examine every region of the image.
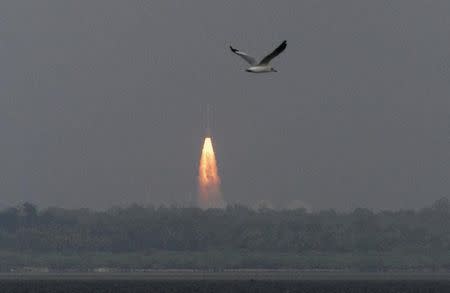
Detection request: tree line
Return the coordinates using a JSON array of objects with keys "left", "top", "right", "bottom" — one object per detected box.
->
[{"left": 0, "top": 198, "right": 449, "bottom": 254}]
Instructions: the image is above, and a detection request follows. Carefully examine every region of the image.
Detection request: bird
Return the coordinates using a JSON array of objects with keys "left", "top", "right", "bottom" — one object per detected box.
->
[{"left": 230, "top": 40, "right": 287, "bottom": 73}]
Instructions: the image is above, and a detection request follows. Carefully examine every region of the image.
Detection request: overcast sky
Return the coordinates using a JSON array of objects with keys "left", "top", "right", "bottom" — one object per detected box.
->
[{"left": 1, "top": 1, "right": 449, "bottom": 210}]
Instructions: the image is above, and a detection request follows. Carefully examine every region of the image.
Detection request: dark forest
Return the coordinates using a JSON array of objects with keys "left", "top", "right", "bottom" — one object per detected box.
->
[{"left": 1, "top": 198, "right": 449, "bottom": 271}]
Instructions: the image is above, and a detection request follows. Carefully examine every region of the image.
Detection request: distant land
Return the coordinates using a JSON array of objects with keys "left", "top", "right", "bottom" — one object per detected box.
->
[
  {"left": 0, "top": 198, "right": 449, "bottom": 272},
  {"left": 2, "top": 271, "right": 450, "bottom": 281}
]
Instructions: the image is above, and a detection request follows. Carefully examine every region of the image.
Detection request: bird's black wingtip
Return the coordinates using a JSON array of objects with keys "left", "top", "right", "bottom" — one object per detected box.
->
[{"left": 230, "top": 46, "right": 237, "bottom": 52}]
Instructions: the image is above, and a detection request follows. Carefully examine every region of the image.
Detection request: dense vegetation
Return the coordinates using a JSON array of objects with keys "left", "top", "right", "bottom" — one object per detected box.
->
[{"left": 0, "top": 198, "right": 449, "bottom": 271}]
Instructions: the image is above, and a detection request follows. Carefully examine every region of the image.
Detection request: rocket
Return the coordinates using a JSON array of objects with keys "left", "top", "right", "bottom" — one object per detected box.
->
[{"left": 205, "top": 104, "right": 212, "bottom": 137}]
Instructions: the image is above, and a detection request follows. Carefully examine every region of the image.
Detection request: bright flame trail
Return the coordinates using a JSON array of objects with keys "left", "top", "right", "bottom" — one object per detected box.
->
[{"left": 198, "top": 137, "right": 224, "bottom": 208}]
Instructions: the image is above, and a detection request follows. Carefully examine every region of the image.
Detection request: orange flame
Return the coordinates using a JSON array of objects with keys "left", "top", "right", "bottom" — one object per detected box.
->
[{"left": 198, "top": 137, "right": 224, "bottom": 208}]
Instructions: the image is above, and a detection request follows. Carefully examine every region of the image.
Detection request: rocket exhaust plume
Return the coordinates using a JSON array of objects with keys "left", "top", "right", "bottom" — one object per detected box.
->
[{"left": 198, "top": 137, "right": 225, "bottom": 209}]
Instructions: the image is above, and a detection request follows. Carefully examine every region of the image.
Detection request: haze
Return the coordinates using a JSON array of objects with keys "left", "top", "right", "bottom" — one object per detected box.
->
[{"left": 1, "top": 1, "right": 449, "bottom": 210}]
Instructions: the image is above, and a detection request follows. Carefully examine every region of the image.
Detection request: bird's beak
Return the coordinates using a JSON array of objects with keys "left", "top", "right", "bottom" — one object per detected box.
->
[{"left": 273, "top": 69, "right": 278, "bottom": 72}]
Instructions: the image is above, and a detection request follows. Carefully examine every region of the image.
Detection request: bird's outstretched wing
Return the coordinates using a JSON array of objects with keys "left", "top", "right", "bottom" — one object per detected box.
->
[
  {"left": 258, "top": 40, "right": 287, "bottom": 65},
  {"left": 230, "top": 46, "right": 257, "bottom": 65}
]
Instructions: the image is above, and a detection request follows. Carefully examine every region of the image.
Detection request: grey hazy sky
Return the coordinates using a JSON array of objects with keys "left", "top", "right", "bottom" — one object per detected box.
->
[{"left": 1, "top": 1, "right": 449, "bottom": 210}]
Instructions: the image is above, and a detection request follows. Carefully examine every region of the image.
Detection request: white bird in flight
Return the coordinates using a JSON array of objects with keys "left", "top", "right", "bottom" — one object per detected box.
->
[{"left": 230, "top": 40, "right": 287, "bottom": 73}]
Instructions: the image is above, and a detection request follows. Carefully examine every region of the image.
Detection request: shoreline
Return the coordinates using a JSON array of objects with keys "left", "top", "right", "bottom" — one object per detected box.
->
[{"left": 1, "top": 271, "right": 450, "bottom": 281}]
